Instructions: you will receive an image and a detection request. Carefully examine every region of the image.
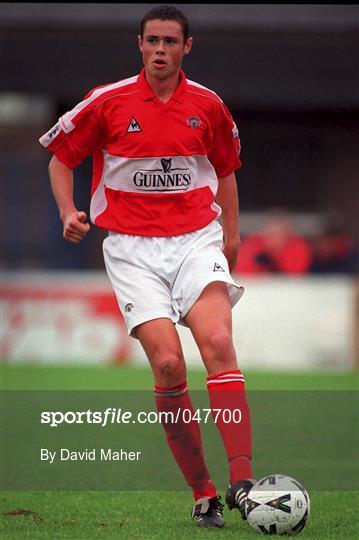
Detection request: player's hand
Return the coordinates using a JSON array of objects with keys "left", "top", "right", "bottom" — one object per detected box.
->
[
  {"left": 223, "top": 238, "right": 240, "bottom": 273},
  {"left": 62, "top": 211, "right": 90, "bottom": 243}
]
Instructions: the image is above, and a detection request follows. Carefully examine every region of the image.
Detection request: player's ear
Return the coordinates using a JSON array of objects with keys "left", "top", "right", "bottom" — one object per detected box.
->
[
  {"left": 184, "top": 36, "right": 193, "bottom": 56},
  {"left": 138, "top": 34, "right": 143, "bottom": 53}
]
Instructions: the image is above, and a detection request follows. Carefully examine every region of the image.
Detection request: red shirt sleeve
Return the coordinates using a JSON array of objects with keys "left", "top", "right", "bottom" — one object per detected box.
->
[
  {"left": 208, "top": 101, "right": 241, "bottom": 178},
  {"left": 52, "top": 107, "right": 107, "bottom": 169},
  {"left": 39, "top": 88, "right": 108, "bottom": 169}
]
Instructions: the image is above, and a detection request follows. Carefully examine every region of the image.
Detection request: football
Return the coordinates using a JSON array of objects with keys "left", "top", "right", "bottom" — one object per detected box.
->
[{"left": 245, "top": 474, "right": 310, "bottom": 535}]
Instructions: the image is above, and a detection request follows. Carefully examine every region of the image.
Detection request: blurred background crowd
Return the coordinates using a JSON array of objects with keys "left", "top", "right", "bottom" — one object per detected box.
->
[
  {"left": 235, "top": 210, "right": 358, "bottom": 275},
  {"left": 1, "top": 4, "right": 358, "bottom": 275}
]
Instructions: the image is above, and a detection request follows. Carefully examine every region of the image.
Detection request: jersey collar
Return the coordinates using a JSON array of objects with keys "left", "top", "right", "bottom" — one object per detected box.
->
[{"left": 137, "top": 68, "right": 187, "bottom": 104}]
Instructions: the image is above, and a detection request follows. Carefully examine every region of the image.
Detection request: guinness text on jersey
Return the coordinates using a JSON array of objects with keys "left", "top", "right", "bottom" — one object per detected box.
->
[{"left": 133, "top": 158, "right": 192, "bottom": 192}]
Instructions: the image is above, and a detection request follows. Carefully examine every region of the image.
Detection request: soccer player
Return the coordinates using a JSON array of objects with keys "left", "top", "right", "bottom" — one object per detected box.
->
[{"left": 40, "top": 5, "right": 255, "bottom": 528}]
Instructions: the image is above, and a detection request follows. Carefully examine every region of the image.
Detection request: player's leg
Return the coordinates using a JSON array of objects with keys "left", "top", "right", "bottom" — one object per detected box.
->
[
  {"left": 103, "top": 230, "right": 223, "bottom": 525},
  {"left": 135, "top": 317, "right": 186, "bottom": 386},
  {"left": 183, "top": 281, "right": 236, "bottom": 375},
  {"left": 136, "top": 318, "right": 223, "bottom": 527},
  {"left": 184, "top": 281, "right": 256, "bottom": 518}
]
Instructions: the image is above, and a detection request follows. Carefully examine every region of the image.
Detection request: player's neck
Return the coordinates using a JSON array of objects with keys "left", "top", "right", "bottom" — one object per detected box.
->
[{"left": 145, "top": 69, "right": 181, "bottom": 103}]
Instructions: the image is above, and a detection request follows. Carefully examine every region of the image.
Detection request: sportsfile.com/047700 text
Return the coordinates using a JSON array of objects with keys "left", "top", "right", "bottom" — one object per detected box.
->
[{"left": 40, "top": 408, "right": 242, "bottom": 427}]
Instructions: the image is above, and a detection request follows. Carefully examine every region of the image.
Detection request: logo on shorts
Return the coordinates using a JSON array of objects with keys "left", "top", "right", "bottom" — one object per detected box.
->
[
  {"left": 186, "top": 116, "right": 201, "bottom": 129},
  {"left": 132, "top": 158, "right": 191, "bottom": 192},
  {"left": 125, "top": 303, "right": 134, "bottom": 313},
  {"left": 213, "top": 263, "right": 225, "bottom": 272}
]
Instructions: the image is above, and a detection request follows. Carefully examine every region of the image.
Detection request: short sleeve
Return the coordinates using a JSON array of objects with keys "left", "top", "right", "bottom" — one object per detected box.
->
[
  {"left": 207, "top": 101, "right": 241, "bottom": 178},
  {"left": 39, "top": 94, "right": 107, "bottom": 169}
]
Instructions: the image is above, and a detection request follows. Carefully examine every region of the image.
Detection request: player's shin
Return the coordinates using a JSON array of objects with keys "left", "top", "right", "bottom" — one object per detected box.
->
[
  {"left": 154, "top": 382, "right": 217, "bottom": 500},
  {"left": 207, "top": 369, "right": 253, "bottom": 483}
]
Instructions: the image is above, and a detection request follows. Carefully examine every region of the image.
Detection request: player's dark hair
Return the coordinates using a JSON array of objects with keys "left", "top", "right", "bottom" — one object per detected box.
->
[{"left": 140, "top": 5, "right": 189, "bottom": 42}]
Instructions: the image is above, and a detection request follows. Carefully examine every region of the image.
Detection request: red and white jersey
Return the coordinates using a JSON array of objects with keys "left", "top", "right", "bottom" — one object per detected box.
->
[{"left": 40, "top": 69, "right": 241, "bottom": 236}]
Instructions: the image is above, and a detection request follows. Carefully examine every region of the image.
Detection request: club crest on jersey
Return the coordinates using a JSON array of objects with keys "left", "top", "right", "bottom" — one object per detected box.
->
[
  {"left": 127, "top": 117, "right": 142, "bottom": 133},
  {"left": 186, "top": 116, "right": 201, "bottom": 129}
]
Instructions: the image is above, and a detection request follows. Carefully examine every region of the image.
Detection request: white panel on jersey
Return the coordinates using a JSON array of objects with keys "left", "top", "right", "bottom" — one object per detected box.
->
[
  {"left": 90, "top": 151, "right": 219, "bottom": 222},
  {"left": 102, "top": 152, "right": 218, "bottom": 193}
]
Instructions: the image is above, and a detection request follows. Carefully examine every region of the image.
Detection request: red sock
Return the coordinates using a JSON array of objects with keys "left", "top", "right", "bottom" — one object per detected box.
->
[
  {"left": 207, "top": 370, "right": 253, "bottom": 484},
  {"left": 155, "top": 382, "right": 217, "bottom": 500}
]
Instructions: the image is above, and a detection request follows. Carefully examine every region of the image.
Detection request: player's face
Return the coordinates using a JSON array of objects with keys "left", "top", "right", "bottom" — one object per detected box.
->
[{"left": 138, "top": 20, "right": 192, "bottom": 81}]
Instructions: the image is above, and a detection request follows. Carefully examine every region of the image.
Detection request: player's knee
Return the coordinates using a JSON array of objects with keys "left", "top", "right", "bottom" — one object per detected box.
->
[
  {"left": 207, "top": 331, "right": 233, "bottom": 356},
  {"left": 152, "top": 352, "right": 185, "bottom": 385},
  {"left": 201, "top": 330, "right": 236, "bottom": 369}
]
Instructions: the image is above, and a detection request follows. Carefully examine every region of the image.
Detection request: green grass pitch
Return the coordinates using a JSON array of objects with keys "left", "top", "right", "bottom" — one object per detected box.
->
[{"left": 1, "top": 364, "right": 358, "bottom": 539}]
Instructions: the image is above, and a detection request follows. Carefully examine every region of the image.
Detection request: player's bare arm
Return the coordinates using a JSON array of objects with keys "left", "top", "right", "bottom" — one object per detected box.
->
[
  {"left": 48, "top": 155, "right": 90, "bottom": 244},
  {"left": 216, "top": 172, "right": 241, "bottom": 272}
]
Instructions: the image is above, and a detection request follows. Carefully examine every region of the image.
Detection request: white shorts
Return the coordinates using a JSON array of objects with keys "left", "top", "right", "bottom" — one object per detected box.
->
[{"left": 103, "top": 220, "right": 244, "bottom": 337}]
